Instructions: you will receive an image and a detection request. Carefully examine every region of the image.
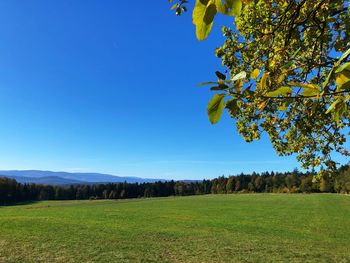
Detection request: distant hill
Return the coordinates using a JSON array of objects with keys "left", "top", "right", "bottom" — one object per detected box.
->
[
  {"left": 1, "top": 175, "right": 85, "bottom": 185},
  {"left": 0, "top": 170, "right": 165, "bottom": 185}
]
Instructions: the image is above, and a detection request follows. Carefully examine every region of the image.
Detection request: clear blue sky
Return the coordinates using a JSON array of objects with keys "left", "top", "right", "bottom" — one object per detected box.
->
[{"left": 0, "top": 1, "right": 347, "bottom": 180}]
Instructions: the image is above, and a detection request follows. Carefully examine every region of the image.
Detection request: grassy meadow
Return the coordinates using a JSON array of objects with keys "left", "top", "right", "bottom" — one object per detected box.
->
[{"left": 0, "top": 194, "right": 349, "bottom": 262}]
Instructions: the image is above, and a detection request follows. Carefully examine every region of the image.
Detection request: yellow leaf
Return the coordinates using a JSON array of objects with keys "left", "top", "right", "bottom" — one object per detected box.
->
[
  {"left": 288, "top": 82, "right": 321, "bottom": 94},
  {"left": 258, "top": 72, "right": 269, "bottom": 91},
  {"left": 193, "top": 0, "right": 217, "bottom": 40},
  {"left": 251, "top": 68, "right": 260, "bottom": 79},
  {"left": 258, "top": 101, "right": 267, "bottom": 110},
  {"left": 265, "top": 86, "right": 292, "bottom": 97},
  {"left": 276, "top": 73, "right": 286, "bottom": 84},
  {"left": 234, "top": 79, "right": 243, "bottom": 93},
  {"left": 336, "top": 73, "right": 350, "bottom": 91},
  {"left": 215, "top": 0, "right": 242, "bottom": 16}
]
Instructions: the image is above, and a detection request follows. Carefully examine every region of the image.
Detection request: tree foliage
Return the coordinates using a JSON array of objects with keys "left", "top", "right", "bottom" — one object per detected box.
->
[
  {"left": 2, "top": 166, "right": 350, "bottom": 204},
  {"left": 169, "top": 0, "right": 350, "bottom": 176}
]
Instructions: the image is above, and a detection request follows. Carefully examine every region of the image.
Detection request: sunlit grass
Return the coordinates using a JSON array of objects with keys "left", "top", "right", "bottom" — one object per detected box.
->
[{"left": 0, "top": 194, "right": 349, "bottom": 262}]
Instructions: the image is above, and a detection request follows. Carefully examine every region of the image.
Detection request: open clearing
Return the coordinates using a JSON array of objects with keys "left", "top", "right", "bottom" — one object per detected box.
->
[{"left": 0, "top": 194, "right": 349, "bottom": 262}]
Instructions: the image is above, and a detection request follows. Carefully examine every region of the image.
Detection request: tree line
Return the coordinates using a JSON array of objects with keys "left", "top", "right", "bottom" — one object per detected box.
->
[{"left": 1, "top": 166, "right": 350, "bottom": 205}]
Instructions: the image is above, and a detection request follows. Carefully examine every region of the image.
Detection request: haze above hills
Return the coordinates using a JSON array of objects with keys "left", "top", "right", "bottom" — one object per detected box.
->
[{"left": 0, "top": 170, "right": 165, "bottom": 185}]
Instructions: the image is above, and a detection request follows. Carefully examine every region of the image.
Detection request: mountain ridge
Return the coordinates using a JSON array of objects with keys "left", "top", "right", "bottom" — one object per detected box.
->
[{"left": 0, "top": 170, "right": 165, "bottom": 185}]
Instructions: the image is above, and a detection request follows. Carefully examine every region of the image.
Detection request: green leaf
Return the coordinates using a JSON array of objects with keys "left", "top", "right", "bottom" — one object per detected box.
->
[
  {"left": 171, "top": 3, "right": 178, "bottom": 10},
  {"left": 278, "top": 105, "right": 286, "bottom": 111},
  {"left": 322, "top": 48, "right": 350, "bottom": 88},
  {"left": 278, "top": 101, "right": 289, "bottom": 111},
  {"left": 289, "top": 82, "right": 320, "bottom": 90},
  {"left": 210, "top": 84, "right": 229, "bottom": 90},
  {"left": 215, "top": 71, "right": 226, "bottom": 80},
  {"left": 215, "top": 0, "right": 242, "bottom": 16},
  {"left": 225, "top": 98, "right": 239, "bottom": 117},
  {"left": 176, "top": 7, "right": 182, "bottom": 15},
  {"left": 265, "top": 86, "right": 292, "bottom": 97},
  {"left": 335, "top": 62, "right": 350, "bottom": 74},
  {"left": 302, "top": 88, "right": 320, "bottom": 97},
  {"left": 326, "top": 99, "right": 342, "bottom": 114},
  {"left": 207, "top": 94, "right": 225, "bottom": 124},
  {"left": 300, "top": 84, "right": 320, "bottom": 97},
  {"left": 231, "top": 71, "right": 246, "bottom": 81},
  {"left": 289, "top": 82, "right": 320, "bottom": 97},
  {"left": 338, "top": 45, "right": 350, "bottom": 63},
  {"left": 193, "top": 0, "right": 217, "bottom": 40},
  {"left": 280, "top": 49, "right": 299, "bottom": 70},
  {"left": 197, "top": 81, "right": 218, "bottom": 86},
  {"left": 334, "top": 101, "right": 347, "bottom": 125},
  {"left": 323, "top": 68, "right": 334, "bottom": 89},
  {"left": 290, "top": 47, "right": 301, "bottom": 59},
  {"left": 281, "top": 61, "right": 294, "bottom": 70}
]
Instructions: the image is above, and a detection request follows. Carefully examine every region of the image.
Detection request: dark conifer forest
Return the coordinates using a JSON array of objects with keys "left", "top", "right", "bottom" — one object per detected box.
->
[{"left": 1, "top": 166, "right": 350, "bottom": 205}]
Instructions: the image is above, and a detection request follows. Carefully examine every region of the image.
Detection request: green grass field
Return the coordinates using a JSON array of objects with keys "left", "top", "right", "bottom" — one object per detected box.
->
[{"left": 0, "top": 194, "right": 349, "bottom": 262}]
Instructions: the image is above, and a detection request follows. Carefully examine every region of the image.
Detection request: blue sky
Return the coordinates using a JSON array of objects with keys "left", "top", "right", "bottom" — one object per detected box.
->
[{"left": 0, "top": 1, "right": 347, "bottom": 180}]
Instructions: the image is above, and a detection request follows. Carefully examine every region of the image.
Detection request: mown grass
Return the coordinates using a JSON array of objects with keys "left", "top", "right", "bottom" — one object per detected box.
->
[{"left": 0, "top": 194, "right": 349, "bottom": 262}]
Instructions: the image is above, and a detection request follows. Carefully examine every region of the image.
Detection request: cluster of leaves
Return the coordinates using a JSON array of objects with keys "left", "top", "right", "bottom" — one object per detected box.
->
[
  {"left": 170, "top": 0, "right": 350, "bottom": 177},
  {"left": 169, "top": 0, "right": 189, "bottom": 16},
  {"left": 170, "top": 0, "right": 243, "bottom": 40}
]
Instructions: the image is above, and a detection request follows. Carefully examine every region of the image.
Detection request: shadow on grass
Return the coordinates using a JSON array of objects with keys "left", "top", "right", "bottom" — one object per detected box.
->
[{"left": 0, "top": 200, "right": 39, "bottom": 207}]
